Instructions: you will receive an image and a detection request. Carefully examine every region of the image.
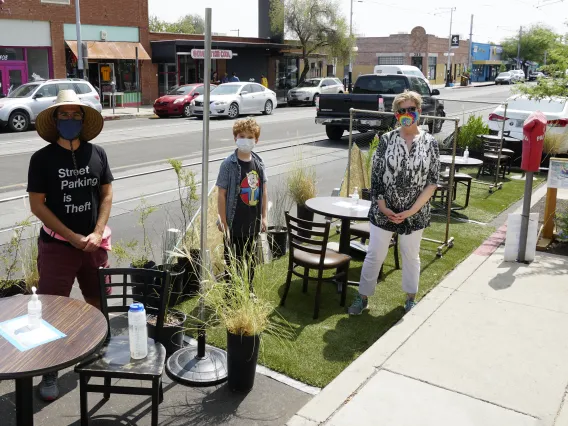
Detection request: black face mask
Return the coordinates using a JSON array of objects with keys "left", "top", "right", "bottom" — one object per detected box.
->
[{"left": 56, "top": 119, "right": 83, "bottom": 141}]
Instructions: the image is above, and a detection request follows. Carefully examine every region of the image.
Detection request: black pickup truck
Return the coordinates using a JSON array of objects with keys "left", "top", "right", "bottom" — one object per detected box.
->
[{"left": 315, "top": 74, "right": 445, "bottom": 140}]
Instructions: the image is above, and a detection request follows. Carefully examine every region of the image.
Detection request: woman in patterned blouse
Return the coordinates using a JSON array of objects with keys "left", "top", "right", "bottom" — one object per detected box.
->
[{"left": 348, "top": 90, "right": 440, "bottom": 315}]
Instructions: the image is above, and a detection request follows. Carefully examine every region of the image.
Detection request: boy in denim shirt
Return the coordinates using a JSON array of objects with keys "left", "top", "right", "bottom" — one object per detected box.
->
[{"left": 216, "top": 118, "right": 267, "bottom": 283}]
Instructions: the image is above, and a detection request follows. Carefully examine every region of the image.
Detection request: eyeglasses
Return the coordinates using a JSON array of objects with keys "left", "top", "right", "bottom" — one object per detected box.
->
[
  {"left": 396, "top": 107, "right": 418, "bottom": 115},
  {"left": 57, "top": 112, "right": 84, "bottom": 121}
]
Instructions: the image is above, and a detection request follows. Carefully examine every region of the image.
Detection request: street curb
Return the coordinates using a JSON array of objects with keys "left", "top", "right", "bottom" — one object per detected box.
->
[
  {"left": 103, "top": 113, "right": 156, "bottom": 121},
  {"left": 451, "top": 83, "right": 496, "bottom": 89},
  {"left": 287, "top": 184, "right": 547, "bottom": 426}
]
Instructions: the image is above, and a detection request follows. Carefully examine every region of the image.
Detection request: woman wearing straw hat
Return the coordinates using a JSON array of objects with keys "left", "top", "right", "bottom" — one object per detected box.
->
[{"left": 27, "top": 89, "right": 114, "bottom": 401}]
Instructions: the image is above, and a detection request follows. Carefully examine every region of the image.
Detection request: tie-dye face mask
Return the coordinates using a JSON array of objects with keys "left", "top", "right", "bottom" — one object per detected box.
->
[{"left": 395, "top": 110, "right": 420, "bottom": 127}]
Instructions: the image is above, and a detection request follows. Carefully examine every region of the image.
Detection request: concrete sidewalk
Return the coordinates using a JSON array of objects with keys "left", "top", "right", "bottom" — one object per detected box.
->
[
  {"left": 289, "top": 207, "right": 568, "bottom": 425},
  {"left": 101, "top": 105, "right": 156, "bottom": 121},
  {"left": 433, "top": 81, "right": 496, "bottom": 90}
]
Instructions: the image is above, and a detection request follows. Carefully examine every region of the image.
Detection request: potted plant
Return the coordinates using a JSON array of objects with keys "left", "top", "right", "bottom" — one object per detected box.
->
[
  {"left": 361, "top": 135, "right": 380, "bottom": 201},
  {"left": 267, "top": 183, "right": 293, "bottom": 258},
  {"left": 0, "top": 219, "right": 30, "bottom": 297},
  {"left": 113, "top": 200, "right": 187, "bottom": 355},
  {"left": 287, "top": 158, "right": 317, "bottom": 236},
  {"left": 457, "top": 115, "right": 489, "bottom": 158},
  {"left": 192, "top": 251, "right": 291, "bottom": 393},
  {"left": 167, "top": 159, "right": 201, "bottom": 299}
]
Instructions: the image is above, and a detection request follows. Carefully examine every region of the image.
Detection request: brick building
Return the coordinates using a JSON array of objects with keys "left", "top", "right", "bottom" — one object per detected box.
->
[
  {"left": 346, "top": 26, "right": 470, "bottom": 85},
  {"left": 0, "top": 0, "right": 153, "bottom": 104}
]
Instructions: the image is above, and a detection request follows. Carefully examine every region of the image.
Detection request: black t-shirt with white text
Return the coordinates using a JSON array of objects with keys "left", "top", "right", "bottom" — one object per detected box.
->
[
  {"left": 27, "top": 142, "right": 114, "bottom": 240},
  {"left": 231, "top": 158, "right": 261, "bottom": 237}
]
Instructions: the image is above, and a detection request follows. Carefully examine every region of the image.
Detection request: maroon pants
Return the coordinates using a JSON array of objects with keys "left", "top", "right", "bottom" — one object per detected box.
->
[{"left": 37, "top": 239, "right": 110, "bottom": 300}]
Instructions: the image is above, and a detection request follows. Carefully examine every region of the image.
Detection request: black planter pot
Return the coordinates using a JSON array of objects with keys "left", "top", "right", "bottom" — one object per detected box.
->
[
  {"left": 361, "top": 188, "right": 371, "bottom": 201},
  {"left": 296, "top": 204, "right": 314, "bottom": 238},
  {"left": 147, "top": 310, "right": 187, "bottom": 356},
  {"left": 267, "top": 226, "right": 288, "bottom": 258},
  {"left": 0, "top": 280, "right": 28, "bottom": 298},
  {"left": 131, "top": 262, "right": 185, "bottom": 309},
  {"left": 226, "top": 331, "right": 260, "bottom": 393},
  {"left": 177, "top": 249, "right": 201, "bottom": 298}
]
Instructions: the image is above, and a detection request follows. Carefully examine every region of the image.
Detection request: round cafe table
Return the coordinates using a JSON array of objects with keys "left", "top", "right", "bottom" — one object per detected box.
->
[
  {"left": 0, "top": 295, "right": 107, "bottom": 426},
  {"left": 439, "top": 154, "right": 483, "bottom": 169},
  {"left": 305, "top": 196, "right": 371, "bottom": 255}
]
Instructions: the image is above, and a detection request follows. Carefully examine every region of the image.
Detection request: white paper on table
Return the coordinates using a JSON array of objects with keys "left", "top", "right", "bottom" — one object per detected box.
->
[
  {"left": 0, "top": 315, "right": 66, "bottom": 351},
  {"left": 332, "top": 201, "right": 368, "bottom": 211}
]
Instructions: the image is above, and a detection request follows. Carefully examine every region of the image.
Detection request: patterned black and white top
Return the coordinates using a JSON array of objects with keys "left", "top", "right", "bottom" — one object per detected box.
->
[{"left": 369, "top": 129, "right": 440, "bottom": 235}]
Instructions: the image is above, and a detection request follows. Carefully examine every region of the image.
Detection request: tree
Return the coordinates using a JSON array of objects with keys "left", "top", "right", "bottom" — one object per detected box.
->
[
  {"left": 271, "top": 0, "right": 354, "bottom": 83},
  {"left": 501, "top": 25, "right": 559, "bottom": 66},
  {"left": 149, "top": 14, "right": 205, "bottom": 34}
]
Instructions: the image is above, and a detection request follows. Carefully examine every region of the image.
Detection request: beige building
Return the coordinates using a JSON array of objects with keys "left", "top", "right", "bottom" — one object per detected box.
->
[{"left": 342, "top": 26, "right": 470, "bottom": 85}]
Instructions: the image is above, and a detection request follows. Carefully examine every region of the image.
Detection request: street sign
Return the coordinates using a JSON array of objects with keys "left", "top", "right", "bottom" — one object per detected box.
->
[
  {"left": 190, "top": 49, "right": 233, "bottom": 59},
  {"left": 451, "top": 35, "right": 460, "bottom": 48},
  {"left": 443, "top": 52, "right": 455, "bottom": 56}
]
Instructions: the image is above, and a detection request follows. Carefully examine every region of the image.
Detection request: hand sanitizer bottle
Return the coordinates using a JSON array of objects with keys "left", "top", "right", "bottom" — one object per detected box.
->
[
  {"left": 463, "top": 146, "right": 469, "bottom": 161},
  {"left": 352, "top": 187, "right": 360, "bottom": 204},
  {"left": 28, "top": 286, "right": 42, "bottom": 329}
]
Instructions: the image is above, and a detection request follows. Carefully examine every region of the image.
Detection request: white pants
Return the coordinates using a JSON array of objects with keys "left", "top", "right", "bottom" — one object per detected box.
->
[{"left": 359, "top": 223, "right": 424, "bottom": 296}]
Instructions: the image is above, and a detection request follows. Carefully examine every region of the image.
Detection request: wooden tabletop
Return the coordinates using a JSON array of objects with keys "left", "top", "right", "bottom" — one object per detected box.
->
[
  {"left": 0, "top": 295, "right": 107, "bottom": 379},
  {"left": 440, "top": 155, "right": 483, "bottom": 166},
  {"left": 306, "top": 197, "right": 371, "bottom": 221}
]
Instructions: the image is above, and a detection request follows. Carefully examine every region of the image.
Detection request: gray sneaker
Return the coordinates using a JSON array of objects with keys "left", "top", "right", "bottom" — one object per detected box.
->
[
  {"left": 348, "top": 294, "right": 369, "bottom": 315},
  {"left": 405, "top": 299, "right": 416, "bottom": 313},
  {"left": 39, "top": 372, "right": 59, "bottom": 401}
]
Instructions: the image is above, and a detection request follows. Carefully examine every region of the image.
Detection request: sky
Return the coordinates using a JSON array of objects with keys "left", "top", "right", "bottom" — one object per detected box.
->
[{"left": 148, "top": 0, "right": 567, "bottom": 44}]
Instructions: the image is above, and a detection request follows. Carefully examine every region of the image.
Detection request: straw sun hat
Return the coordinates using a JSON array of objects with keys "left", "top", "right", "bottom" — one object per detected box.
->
[{"left": 35, "top": 89, "right": 104, "bottom": 143}]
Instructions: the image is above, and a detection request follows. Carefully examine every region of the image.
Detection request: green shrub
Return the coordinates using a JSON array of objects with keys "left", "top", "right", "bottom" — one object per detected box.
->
[{"left": 457, "top": 115, "right": 490, "bottom": 151}]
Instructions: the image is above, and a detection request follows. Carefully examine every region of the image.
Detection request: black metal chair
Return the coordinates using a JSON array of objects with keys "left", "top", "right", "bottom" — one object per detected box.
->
[
  {"left": 477, "top": 136, "right": 511, "bottom": 178},
  {"left": 281, "top": 212, "right": 351, "bottom": 319},
  {"left": 75, "top": 268, "right": 171, "bottom": 426},
  {"left": 441, "top": 171, "right": 474, "bottom": 209}
]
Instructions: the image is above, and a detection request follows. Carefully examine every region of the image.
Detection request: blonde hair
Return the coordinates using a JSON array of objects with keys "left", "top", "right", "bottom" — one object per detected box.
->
[
  {"left": 233, "top": 117, "right": 261, "bottom": 139},
  {"left": 392, "top": 90, "right": 423, "bottom": 112}
]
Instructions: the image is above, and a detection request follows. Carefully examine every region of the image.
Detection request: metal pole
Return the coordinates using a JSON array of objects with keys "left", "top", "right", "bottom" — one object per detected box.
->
[
  {"left": 445, "top": 7, "right": 455, "bottom": 87},
  {"left": 517, "top": 26, "right": 522, "bottom": 70},
  {"left": 468, "top": 15, "right": 473, "bottom": 75},
  {"left": 445, "top": 120, "right": 458, "bottom": 244},
  {"left": 494, "top": 103, "right": 507, "bottom": 187},
  {"left": 348, "top": 0, "right": 353, "bottom": 92},
  {"left": 75, "top": 0, "right": 83, "bottom": 79},
  {"left": 346, "top": 108, "right": 354, "bottom": 195},
  {"left": 135, "top": 47, "right": 140, "bottom": 114},
  {"left": 517, "top": 171, "right": 533, "bottom": 263},
  {"left": 197, "top": 7, "right": 212, "bottom": 360}
]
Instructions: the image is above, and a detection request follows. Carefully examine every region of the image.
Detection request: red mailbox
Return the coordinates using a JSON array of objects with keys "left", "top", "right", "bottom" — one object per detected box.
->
[{"left": 521, "top": 111, "right": 547, "bottom": 172}]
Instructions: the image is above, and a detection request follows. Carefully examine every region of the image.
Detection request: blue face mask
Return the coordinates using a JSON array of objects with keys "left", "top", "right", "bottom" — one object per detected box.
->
[{"left": 56, "top": 119, "right": 83, "bottom": 141}]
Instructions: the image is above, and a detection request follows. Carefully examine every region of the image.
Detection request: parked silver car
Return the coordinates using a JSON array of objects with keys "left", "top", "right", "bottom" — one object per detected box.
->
[
  {"left": 287, "top": 77, "right": 344, "bottom": 106},
  {"left": 191, "top": 82, "right": 277, "bottom": 119},
  {"left": 0, "top": 79, "right": 102, "bottom": 132}
]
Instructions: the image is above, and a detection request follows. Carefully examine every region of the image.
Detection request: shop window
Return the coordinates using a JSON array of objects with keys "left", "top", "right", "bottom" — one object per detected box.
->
[
  {"left": 276, "top": 57, "right": 298, "bottom": 90},
  {"left": 428, "top": 57, "right": 437, "bottom": 80},
  {"left": 116, "top": 60, "right": 137, "bottom": 92},
  {"left": 0, "top": 47, "right": 24, "bottom": 61},
  {"left": 27, "top": 48, "right": 50, "bottom": 81},
  {"left": 158, "top": 63, "right": 177, "bottom": 96},
  {"left": 378, "top": 56, "right": 404, "bottom": 65}
]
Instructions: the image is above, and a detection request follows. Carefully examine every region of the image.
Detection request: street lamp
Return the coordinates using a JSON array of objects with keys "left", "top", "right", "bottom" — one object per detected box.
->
[{"left": 348, "top": 0, "right": 363, "bottom": 92}]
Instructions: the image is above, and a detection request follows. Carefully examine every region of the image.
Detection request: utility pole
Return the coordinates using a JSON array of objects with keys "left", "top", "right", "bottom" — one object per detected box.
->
[
  {"left": 231, "top": 29, "right": 240, "bottom": 37},
  {"left": 468, "top": 14, "right": 473, "bottom": 74},
  {"left": 75, "top": 0, "right": 83, "bottom": 79},
  {"left": 516, "top": 26, "right": 522, "bottom": 70},
  {"left": 445, "top": 7, "right": 456, "bottom": 87},
  {"left": 348, "top": 0, "right": 353, "bottom": 92}
]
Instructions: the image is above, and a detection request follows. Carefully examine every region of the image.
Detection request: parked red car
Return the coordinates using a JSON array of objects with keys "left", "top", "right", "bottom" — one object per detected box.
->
[{"left": 153, "top": 84, "right": 216, "bottom": 118}]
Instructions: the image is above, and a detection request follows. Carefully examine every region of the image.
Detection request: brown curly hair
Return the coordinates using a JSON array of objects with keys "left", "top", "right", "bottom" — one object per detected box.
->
[{"left": 232, "top": 117, "right": 261, "bottom": 139}]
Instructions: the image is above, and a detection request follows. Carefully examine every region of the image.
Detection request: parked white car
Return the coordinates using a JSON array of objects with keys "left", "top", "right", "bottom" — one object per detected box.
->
[
  {"left": 488, "top": 95, "right": 568, "bottom": 153},
  {"left": 0, "top": 79, "right": 102, "bottom": 132},
  {"left": 191, "top": 82, "right": 277, "bottom": 119},
  {"left": 287, "top": 78, "right": 344, "bottom": 106},
  {"left": 510, "top": 69, "right": 526, "bottom": 82}
]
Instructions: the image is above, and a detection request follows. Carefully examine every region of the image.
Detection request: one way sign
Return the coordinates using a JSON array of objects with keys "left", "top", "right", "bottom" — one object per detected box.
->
[{"left": 451, "top": 35, "right": 460, "bottom": 48}]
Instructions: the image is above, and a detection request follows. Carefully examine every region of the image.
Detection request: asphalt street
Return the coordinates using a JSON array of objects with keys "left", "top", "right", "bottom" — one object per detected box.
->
[{"left": 0, "top": 84, "right": 513, "bottom": 192}]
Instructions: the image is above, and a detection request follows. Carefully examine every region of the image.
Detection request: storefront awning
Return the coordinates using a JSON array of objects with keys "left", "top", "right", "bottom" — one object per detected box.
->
[
  {"left": 473, "top": 60, "right": 503, "bottom": 65},
  {"left": 66, "top": 41, "right": 151, "bottom": 60}
]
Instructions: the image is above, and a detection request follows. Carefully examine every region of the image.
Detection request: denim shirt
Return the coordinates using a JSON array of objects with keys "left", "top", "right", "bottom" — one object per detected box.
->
[{"left": 216, "top": 150, "right": 267, "bottom": 228}]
